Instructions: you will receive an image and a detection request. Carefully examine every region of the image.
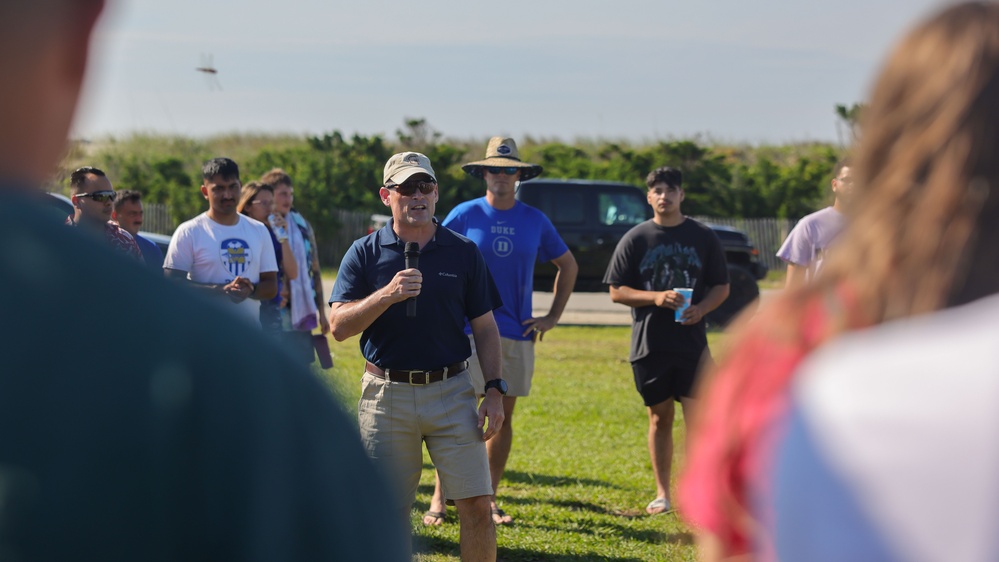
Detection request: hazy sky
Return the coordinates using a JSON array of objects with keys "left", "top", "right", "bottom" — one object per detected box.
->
[{"left": 75, "top": 0, "right": 947, "bottom": 144}]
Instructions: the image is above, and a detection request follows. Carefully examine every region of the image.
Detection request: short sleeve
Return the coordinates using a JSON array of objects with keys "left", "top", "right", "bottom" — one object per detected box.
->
[
  {"left": 328, "top": 240, "right": 370, "bottom": 304},
  {"left": 776, "top": 221, "right": 814, "bottom": 266},
  {"left": 703, "top": 229, "right": 730, "bottom": 287},
  {"left": 536, "top": 212, "right": 569, "bottom": 264},
  {"left": 163, "top": 222, "right": 194, "bottom": 273},
  {"left": 603, "top": 229, "right": 636, "bottom": 287},
  {"left": 463, "top": 244, "right": 502, "bottom": 320}
]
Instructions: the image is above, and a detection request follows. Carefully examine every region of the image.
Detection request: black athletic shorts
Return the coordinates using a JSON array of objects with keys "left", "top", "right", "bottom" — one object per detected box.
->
[{"left": 630, "top": 352, "right": 712, "bottom": 407}]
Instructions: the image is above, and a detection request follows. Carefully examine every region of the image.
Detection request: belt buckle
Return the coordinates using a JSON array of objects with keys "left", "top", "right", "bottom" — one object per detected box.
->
[{"left": 408, "top": 370, "right": 428, "bottom": 385}]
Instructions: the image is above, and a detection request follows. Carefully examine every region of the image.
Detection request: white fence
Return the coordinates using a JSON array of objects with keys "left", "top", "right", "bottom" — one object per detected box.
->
[{"left": 693, "top": 216, "right": 795, "bottom": 273}]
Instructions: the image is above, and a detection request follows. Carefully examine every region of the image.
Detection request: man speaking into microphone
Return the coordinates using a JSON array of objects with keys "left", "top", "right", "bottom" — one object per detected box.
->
[{"left": 328, "top": 152, "right": 507, "bottom": 562}]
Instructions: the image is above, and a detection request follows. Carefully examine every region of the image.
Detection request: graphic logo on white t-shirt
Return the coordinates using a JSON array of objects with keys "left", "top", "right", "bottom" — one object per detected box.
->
[{"left": 220, "top": 238, "right": 252, "bottom": 277}]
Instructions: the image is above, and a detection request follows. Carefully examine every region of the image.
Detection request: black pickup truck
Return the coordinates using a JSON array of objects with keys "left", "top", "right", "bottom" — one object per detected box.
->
[{"left": 515, "top": 179, "right": 767, "bottom": 326}]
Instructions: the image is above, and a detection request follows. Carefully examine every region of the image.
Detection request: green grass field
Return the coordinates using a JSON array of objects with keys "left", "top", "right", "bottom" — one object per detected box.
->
[{"left": 318, "top": 326, "right": 726, "bottom": 561}]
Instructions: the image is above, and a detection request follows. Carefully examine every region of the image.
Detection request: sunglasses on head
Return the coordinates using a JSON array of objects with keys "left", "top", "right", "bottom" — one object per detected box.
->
[
  {"left": 388, "top": 180, "right": 437, "bottom": 197},
  {"left": 485, "top": 166, "right": 519, "bottom": 176},
  {"left": 77, "top": 190, "right": 117, "bottom": 203}
]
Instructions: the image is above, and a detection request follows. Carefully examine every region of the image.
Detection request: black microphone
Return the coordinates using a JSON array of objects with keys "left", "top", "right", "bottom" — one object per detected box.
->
[{"left": 404, "top": 242, "right": 420, "bottom": 318}]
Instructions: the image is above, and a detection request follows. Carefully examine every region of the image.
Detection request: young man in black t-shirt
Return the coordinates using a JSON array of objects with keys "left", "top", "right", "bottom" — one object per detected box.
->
[{"left": 603, "top": 166, "right": 730, "bottom": 515}]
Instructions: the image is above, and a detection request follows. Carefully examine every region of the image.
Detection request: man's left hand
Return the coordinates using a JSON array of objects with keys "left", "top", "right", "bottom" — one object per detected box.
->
[
  {"left": 521, "top": 315, "right": 557, "bottom": 341},
  {"left": 680, "top": 304, "right": 706, "bottom": 326},
  {"left": 224, "top": 277, "right": 253, "bottom": 303},
  {"left": 477, "top": 391, "right": 505, "bottom": 441}
]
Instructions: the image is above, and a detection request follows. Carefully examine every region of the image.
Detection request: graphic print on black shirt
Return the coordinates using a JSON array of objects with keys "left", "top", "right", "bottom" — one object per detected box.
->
[{"left": 639, "top": 242, "right": 704, "bottom": 291}]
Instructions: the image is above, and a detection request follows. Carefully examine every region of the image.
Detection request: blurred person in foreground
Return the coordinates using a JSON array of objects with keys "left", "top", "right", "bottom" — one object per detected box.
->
[
  {"left": 67, "top": 166, "right": 141, "bottom": 260},
  {"left": 680, "top": 3, "right": 999, "bottom": 560},
  {"left": 112, "top": 189, "right": 165, "bottom": 269},
  {"left": 238, "top": 181, "right": 298, "bottom": 332},
  {"left": 0, "top": 0, "right": 407, "bottom": 559}
]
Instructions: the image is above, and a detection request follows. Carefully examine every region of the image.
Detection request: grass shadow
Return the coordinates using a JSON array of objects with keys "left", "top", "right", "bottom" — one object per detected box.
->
[
  {"left": 496, "top": 546, "right": 645, "bottom": 562},
  {"left": 501, "top": 469, "right": 619, "bottom": 490}
]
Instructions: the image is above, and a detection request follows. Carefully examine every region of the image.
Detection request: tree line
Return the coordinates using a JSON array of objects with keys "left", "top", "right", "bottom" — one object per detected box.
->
[{"left": 56, "top": 119, "right": 847, "bottom": 258}]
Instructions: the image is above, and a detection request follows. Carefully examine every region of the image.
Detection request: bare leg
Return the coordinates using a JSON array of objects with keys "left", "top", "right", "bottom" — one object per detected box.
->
[
  {"left": 454, "top": 494, "right": 496, "bottom": 562},
  {"left": 485, "top": 396, "right": 517, "bottom": 524},
  {"left": 647, "top": 399, "right": 676, "bottom": 513},
  {"left": 679, "top": 396, "right": 695, "bottom": 438},
  {"left": 425, "top": 470, "right": 447, "bottom": 526}
]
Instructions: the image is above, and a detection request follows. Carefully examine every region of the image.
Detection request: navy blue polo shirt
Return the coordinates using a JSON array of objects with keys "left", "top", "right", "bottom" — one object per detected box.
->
[{"left": 329, "top": 219, "right": 501, "bottom": 370}]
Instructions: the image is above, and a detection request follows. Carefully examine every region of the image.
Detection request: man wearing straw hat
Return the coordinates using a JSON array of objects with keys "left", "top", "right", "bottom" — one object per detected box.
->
[{"left": 424, "top": 137, "right": 578, "bottom": 526}]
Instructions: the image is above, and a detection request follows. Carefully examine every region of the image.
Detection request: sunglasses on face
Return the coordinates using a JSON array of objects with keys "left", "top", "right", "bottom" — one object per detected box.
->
[
  {"left": 389, "top": 180, "right": 437, "bottom": 197},
  {"left": 485, "top": 166, "right": 519, "bottom": 176},
  {"left": 77, "top": 190, "right": 117, "bottom": 203}
]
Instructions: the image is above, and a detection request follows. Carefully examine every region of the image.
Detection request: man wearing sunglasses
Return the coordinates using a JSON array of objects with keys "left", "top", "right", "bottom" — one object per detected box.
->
[
  {"left": 67, "top": 166, "right": 142, "bottom": 260},
  {"left": 0, "top": 0, "right": 406, "bottom": 559},
  {"left": 425, "top": 137, "right": 578, "bottom": 527},
  {"left": 329, "top": 151, "right": 506, "bottom": 562}
]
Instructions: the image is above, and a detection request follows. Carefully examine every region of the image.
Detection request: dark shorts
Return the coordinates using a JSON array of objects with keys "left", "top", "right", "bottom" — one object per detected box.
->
[{"left": 631, "top": 352, "right": 712, "bottom": 407}]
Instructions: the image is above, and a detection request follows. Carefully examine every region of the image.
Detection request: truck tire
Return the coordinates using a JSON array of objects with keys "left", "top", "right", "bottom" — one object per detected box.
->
[{"left": 706, "top": 265, "right": 759, "bottom": 328}]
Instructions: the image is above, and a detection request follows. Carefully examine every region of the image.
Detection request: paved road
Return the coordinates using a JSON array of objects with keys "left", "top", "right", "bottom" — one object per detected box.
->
[
  {"left": 533, "top": 289, "right": 778, "bottom": 326},
  {"left": 532, "top": 291, "right": 631, "bottom": 326}
]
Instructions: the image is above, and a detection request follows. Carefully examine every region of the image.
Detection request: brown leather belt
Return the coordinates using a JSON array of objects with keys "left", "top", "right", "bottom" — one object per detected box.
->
[{"left": 365, "top": 361, "right": 468, "bottom": 385}]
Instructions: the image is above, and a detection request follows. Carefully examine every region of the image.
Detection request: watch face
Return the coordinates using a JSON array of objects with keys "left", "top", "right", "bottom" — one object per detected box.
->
[{"left": 487, "top": 379, "right": 508, "bottom": 394}]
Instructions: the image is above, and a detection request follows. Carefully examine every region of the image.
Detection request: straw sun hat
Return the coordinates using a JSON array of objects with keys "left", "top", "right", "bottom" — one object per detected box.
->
[{"left": 461, "top": 137, "right": 543, "bottom": 181}]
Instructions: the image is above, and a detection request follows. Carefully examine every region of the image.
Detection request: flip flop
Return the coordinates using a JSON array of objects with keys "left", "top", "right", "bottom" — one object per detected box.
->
[
  {"left": 422, "top": 510, "right": 446, "bottom": 526},
  {"left": 646, "top": 497, "right": 671, "bottom": 515},
  {"left": 491, "top": 506, "right": 513, "bottom": 525}
]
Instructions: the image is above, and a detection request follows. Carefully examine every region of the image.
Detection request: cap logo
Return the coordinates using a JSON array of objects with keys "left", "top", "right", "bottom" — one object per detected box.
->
[
  {"left": 497, "top": 145, "right": 512, "bottom": 155},
  {"left": 404, "top": 154, "right": 421, "bottom": 164}
]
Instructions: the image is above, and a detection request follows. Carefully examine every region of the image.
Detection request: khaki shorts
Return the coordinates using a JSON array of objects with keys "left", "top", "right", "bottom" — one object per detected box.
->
[
  {"left": 467, "top": 336, "right": 535, "bottom": 397},
  {"left": 357, "top": 369, "right": 492, "bottom": 510}
]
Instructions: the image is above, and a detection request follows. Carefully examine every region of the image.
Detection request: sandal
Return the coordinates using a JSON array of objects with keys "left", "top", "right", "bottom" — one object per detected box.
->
[
  {"left": 422, "top": 510, "right": 447, "bottom": 526},
  {"left": 646, "top": 497, "right": 671, "bottom": 514},
  {"left": 491, "top": 506, "right": 513, "bottom": 525}
]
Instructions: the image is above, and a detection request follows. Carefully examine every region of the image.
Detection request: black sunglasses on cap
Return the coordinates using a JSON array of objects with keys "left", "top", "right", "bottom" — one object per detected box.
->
[
  {"left": 388, "top": 180, "right": 437, "bottom": 197},
  {"left": 485, "top": 166, "right": 519, "bottom": 175},
  {"left": 76, "top": 190, "right": 117, "bottom": 203}
]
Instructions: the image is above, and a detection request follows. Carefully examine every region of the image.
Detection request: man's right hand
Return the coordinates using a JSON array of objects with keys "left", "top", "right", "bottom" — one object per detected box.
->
[
  {"left": 385, "top": 268, "right": 422, "bottom": 303},
  {"left": 654, "top": 290, "right": 684, "bottom": 310}
]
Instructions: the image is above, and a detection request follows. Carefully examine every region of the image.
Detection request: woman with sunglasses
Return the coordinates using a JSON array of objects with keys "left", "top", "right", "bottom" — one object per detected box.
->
[
  {"left": 237, "top": 181, "right": 298, "bottom": 332},
  {"left": 67, "top": 166, "right": 142, "bottom": 261}
]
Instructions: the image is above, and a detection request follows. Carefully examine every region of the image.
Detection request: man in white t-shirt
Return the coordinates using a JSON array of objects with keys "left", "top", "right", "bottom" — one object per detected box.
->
[
  {"left": 164, "top": 158, "right": 278, "bottom": 324},
  {"left": 776, "top": 160, "right": 852, "bottom": 287}
]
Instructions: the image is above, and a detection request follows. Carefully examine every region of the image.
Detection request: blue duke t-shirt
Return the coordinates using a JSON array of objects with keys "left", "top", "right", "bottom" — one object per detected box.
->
[{"left": 443, "top": 198, "right": 569, "bottom": 341}]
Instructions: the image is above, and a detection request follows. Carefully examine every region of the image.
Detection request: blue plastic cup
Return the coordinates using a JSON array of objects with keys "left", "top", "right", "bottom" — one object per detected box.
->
[{"left": 674, "top": 288, "right": 693, "bottom": 322}]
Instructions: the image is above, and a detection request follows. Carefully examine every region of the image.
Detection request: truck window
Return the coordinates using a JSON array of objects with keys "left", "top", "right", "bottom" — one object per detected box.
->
[
  {"left": 537, "top": 189, "right": 584, "bottom": 224},
  {"left": 599, "top": 192, "right": 647, "bottom": 226}
]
